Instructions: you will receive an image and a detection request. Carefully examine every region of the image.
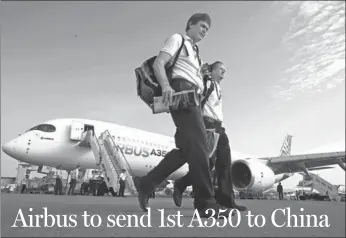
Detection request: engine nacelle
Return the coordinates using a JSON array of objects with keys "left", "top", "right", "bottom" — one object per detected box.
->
[{"left": 231, "top": 159, "right": 275, "bottom": 192}]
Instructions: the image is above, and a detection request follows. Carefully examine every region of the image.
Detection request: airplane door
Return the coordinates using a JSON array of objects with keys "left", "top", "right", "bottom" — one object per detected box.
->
[{"left": 70, "top": 121, "right": 85, "bottom": 141}]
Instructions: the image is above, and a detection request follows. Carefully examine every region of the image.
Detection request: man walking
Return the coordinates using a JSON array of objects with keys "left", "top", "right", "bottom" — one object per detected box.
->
[
  {"left": 134, "top": 13, "right": 234, "bottom": 218},
  {"left": 172, "top": 61, "right": 247, "bottom": 211}
]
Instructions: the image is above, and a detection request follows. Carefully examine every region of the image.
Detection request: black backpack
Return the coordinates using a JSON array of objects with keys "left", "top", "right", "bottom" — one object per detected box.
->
[{"left": 135, "top": 35, "right": 185, "bottom": 109}]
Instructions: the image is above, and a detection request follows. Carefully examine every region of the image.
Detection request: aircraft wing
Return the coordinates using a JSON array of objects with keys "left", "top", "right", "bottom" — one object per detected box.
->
[
  {"left": 260, "top": 151, "right": 345, "bottom": 174},
  {"left": 308, "top": 166, "right": 335, "bottom": 171}
]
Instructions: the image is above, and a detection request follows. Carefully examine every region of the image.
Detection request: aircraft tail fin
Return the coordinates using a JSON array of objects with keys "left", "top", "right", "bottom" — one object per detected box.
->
[{"left": 279, "top": 134, "right": 293, "bottom": 156}]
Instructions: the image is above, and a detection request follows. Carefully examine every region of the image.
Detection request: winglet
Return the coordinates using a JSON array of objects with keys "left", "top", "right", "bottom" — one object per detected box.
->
[{"left": 279, "top": 134, "right": 293, "bottom": 156}]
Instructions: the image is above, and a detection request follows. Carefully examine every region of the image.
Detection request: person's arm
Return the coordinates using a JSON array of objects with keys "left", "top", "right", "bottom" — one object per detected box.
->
[{"left": 153, "top": 34, "right": 182, "bottom": 106}]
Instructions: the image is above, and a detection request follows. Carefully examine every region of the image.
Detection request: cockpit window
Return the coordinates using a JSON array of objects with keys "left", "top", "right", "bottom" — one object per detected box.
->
[{"left": 27, "top": 124, "right": 56, "bottom": 133}]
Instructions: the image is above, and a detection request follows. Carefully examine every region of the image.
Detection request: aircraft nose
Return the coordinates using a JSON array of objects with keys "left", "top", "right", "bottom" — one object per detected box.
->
[
  {"left": 2, "top": 142, "right": 11, "bottom": 155},
  {"left": 2, "top": 140, "right": 17, "bottom": 157}
]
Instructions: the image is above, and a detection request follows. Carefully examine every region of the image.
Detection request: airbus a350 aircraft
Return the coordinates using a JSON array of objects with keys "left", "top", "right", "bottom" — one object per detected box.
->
[{"left": 2, "top": 118, "right": 345, "bottom": 193}]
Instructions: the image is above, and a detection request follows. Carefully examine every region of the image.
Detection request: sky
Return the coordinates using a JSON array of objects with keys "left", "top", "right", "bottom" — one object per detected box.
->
[{"left": 1, "top": 1, "right": 345, "bottom": 189}]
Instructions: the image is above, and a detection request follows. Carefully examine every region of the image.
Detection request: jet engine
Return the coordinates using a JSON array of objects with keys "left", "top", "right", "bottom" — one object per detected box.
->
[{"left": 231, "top": 159, "right": 275, "bottom": 192}]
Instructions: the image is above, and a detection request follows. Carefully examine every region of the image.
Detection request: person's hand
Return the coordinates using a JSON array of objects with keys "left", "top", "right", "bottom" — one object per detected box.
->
[{"left": 162, "top": 85, "right": 175, "bottom": 106}]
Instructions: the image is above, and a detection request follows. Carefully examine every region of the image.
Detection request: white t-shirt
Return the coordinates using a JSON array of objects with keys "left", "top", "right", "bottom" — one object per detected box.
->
[
  {"left": 203, "top": 80, "right": 223, "bottom": 122},
  {"left": 70, "top": 169, "right": 79, "bottom": 179},
  {"left": 21, "top": 178, "right": 28, "bottom": 185},
  {"left": 83, "top": 172, "right": 91, "bottom": 182},
  {"left": 119, "top": 173, "right": 126, "bottom": 181},
  {"left": 160, "top": 33, "right": 204, "bottom": 94},
  {"left": 55, "top": 169, "right": 62, "bottom": 179}
]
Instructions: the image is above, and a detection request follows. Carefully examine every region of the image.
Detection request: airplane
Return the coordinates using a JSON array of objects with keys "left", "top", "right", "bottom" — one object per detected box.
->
[{"left": 2, "top": 118, "right": 345, "bottom": 193}]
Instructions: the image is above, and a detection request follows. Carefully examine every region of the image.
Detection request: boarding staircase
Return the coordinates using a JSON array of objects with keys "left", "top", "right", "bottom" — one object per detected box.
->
[
  {"left": 298, "top": 172, "right": 340, "bottom": 202},
  {"left": 82, "top": 130, "right": 137, "bottom": 195}
]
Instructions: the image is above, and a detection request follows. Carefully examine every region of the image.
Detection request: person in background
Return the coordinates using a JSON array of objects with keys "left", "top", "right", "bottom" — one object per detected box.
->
[
  {"left": 67, "top": 165, "right": 79, "bottom": 195},
  {"left": 21, "top": 174, "right": 29, "bottom": 194},
  {"left": 81, "top": 170, "right": 91, "bottom": 195},
  {"left": 54, "top": 165, "right": 63, "bottom": 195},
  {"left": 325, "top": 191, "right": 329, "bottom": 200},
  {"left": 97, "top": 173, "right": 106, "bottom": 196},
  {"left": 277, "top": 182, "right": 283, "bottom": 200},
  {"left": 118, "top": 169, "right": 126, "bottom": 197},
  {"left": 90, "top": 170, "right": 98, "bottom": 196}
]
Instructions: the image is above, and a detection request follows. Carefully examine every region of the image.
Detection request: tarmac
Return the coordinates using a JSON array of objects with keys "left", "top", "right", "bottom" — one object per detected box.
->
[{"left": 1, "top": 193, "right": 345, "bottom": 237}]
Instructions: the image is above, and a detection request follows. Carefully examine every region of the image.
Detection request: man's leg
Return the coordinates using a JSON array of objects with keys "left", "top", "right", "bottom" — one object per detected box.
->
[
  {"left": 67, "top": 184, "right": 72, "bottom": 195},
  {"left": 80, "top": 182, "right": 85, "bottom": 195},
  {"left": 173, "top": 151, "right": 218, "bottom": 207},
  {"left": 135, "top": 148, "right": 187, "bottom": 210},
  {"left": 214, "top": 128, "right": 247, "bottom": 211},
  {"left": 101, "top": 182, "right": 107, "bottom": 196},
  {"left": 21, "top": 185, "right": 26, "bottom": 194},
  {"left": 109, "top": 187, "right": 116, "bottom": 196},
  {"left": 56, "top": 179, "right": 61, "bottom": 195},
  {"left": 92, "top": 181, "right": 97, "bottom": 196},
  {"left": 120, "top": 181, "right": 125, "bottom": 197},
  {"left": 173, "top": 173, "right": 192, "bottom": 207},
  {"left": 84, "top": 183, "right": 89, "bottom": 195},
  {"left": 71, "top": 179, "right": 76, "bottom": 195},
  {"left": 58, "top": 180, "right": 63, "bottom": 195},
  {"left": 122, "top": 182, "right": 126, "bottom": 196},
  {"left": 170, "top": 105, "right": 217, "bottom": 209},
  {"left": 55, "top": 181, "right": 59, "bottom": 195}
]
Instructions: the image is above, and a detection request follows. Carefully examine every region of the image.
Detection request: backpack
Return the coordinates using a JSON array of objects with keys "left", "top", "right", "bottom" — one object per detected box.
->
[{"left": 135, "top": 35, "right": 185, "bottom": 109}]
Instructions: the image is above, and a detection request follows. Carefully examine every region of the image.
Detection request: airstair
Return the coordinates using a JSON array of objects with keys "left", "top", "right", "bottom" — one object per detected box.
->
[
  {"left": 82, "top": 130, "right": 137, "bottom": 195},
  {"left": 298, "top": 172, "right": 340, "bottom": 202}
]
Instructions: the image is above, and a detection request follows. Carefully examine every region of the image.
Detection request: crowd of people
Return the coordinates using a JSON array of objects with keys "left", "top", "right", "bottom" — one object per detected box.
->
[{"left": 52, "top": 166, "right": 127, "bottom": 197}]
